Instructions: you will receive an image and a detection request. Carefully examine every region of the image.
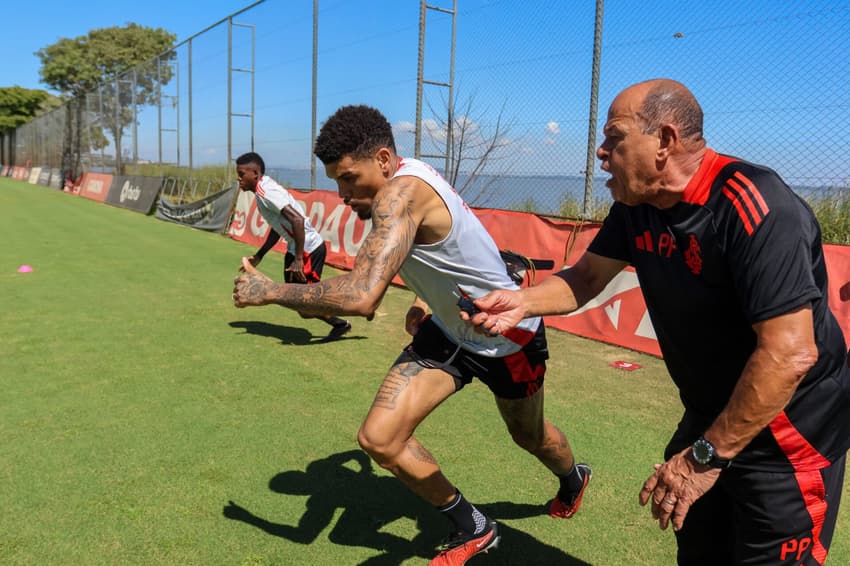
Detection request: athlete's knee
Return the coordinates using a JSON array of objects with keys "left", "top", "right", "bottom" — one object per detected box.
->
[
  {"left": 507, "top": 427, "right": 545, "bottom": 453},
  {"left": 357, "top": 424, "right": 400, "bottom": 468}
]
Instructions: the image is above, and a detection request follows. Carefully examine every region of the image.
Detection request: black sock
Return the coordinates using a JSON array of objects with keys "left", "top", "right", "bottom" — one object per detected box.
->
[
  {"left": 437, "top": 491, "right": 489, "bottom": 535},
  {"left": 557, "top": 464, "right": 584, "bottom": 501}
]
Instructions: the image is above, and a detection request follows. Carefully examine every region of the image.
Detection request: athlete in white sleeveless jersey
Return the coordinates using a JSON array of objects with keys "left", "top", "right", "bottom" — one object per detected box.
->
[
  {"left": 233, "top": 107, "right": 590, "bottom": 565},
  {"left": 395, "top": 158, "right": 540, "bottom": 358}
]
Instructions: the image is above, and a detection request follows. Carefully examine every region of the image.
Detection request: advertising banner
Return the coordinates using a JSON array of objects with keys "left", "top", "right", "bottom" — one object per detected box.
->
[
  {"left": 155, "top": 186, "right": 237, "bottom": 232},
  {"left": 12, "top": 166, "right": 28, "bottom": 180},
  {"left": 105, "top": 176, "right": 162, "bottom": 214},
  {"left": 825, "top": 244, "right": 850, "bottom": 346},
  {"left": 37, "top": 168, "right": 51, "bottom": 186},
  {"left": 27, "top": 167, "right": 41, "bottom": 184},
  {"left": 1, "top": 165, "right": 8, "bottom": 176},
  {"left": 78, "top": 172, "right": 113, "bottom": 202},
  {"left": 48, "top": 169, "right": 62, "bottom": 189}
]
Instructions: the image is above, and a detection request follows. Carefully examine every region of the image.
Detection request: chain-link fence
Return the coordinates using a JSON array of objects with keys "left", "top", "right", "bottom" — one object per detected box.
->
[{"left": 4, "top": 0, "right": 849, "bottom": 226}]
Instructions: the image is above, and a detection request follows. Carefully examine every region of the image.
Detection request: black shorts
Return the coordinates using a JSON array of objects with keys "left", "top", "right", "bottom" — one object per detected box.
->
[
  {"left": 283, "top": 243, "right": 327, "bottom": 283},
  {"left": 404, "top": 316, "right": 548, "bottom": 399},
  {"left": 672, "top": 454, "right": 846, "bottom": 565}
]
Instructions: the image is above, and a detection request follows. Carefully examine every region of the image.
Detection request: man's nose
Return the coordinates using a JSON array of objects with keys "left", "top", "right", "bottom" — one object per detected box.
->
[{"left": 596, "top": 144, "right": 607, "bottom": 161}]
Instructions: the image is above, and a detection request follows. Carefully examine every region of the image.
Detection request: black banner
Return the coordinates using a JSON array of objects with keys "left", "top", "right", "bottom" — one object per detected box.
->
[
  {"left": 155, "top": 185, "right": 237, "bottom": 232},
  {"left": 48, "top": 169, "right": 62, "bottom": 189},
  {"left": 105, "top": 176, "right": 162, "bottom": 214}
]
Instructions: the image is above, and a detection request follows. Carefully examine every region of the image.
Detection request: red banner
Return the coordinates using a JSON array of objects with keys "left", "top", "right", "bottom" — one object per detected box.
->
[
  {"left": 825, "top": 244, "right": 850, "bottom": 347},
  {"left": 227, "top": 189, "right": 850, "bottom": 357},
  {"left": 77, "top": 172, "right": 114, "bottom": 202}
]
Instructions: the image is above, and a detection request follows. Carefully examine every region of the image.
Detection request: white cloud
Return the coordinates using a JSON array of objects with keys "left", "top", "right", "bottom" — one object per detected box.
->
[
  {"left": 454, "top": 115, "right": 480, "bottom": 136},
  {"left": 544, "top": 137, "right": 557, "bottom": 145},
  {"left": 393, "top": 121, "right": 416, "bottom": 134},
  {"left": 422, "top": 119, "right": 447, "bottom": 142},
  {"left": 546, "top": 121, "right": 561, "bottom": 135}
]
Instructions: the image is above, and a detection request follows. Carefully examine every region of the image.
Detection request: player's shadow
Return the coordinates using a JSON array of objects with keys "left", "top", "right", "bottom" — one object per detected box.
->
[
  {"left": 222, "top": 450, "right": 590, "bottom": 565},
  {"left": 229, "top": 320, "right": 365, "bottom": 346}
]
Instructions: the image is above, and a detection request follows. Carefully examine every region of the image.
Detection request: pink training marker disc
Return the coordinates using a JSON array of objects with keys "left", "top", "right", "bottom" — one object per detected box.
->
[
  {"left": 17, "top": 265, "right": 34, "bottom": 273},
  {"left": 610, "top": 360, "right": 642, "bottom": 371}
]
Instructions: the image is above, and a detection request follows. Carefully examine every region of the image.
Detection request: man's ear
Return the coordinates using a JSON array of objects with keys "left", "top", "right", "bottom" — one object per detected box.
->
[
  {"left": 657, "top": 123, "right": 678, "bottom": 159},
  {"left": 376, "top": 147, "right": 393, "bottom": 175}
]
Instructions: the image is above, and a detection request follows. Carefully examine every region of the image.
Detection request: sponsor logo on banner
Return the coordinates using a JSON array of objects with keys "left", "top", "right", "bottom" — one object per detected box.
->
[
  {"left": 104, "top": 175, "right": 161, "bottom": 213},
  {"left": 230, "top": 210, "right": 247, "bottom": 236},
  {"left": 155, "top": 185, "right": 236, "bottom": 232},
  {"left": 48, "top": 169, "right": 62, "bottom": 189},
  {"left": 119, "top": 180, "right": 142, "bottom": 202},
  {"left": 78, "top": 172, "right": 114, "bottom": 202},
  {"left": 227, "top": 192, "right": 252, "bottom": 237}
]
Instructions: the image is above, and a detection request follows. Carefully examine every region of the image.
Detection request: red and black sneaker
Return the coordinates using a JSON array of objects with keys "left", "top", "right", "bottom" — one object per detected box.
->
[
  {"left": 429, "top": 521, "right": 499, "bottom": 565},
  {"left": 549, "top": 463, "right": 592, "bottom": 519}
]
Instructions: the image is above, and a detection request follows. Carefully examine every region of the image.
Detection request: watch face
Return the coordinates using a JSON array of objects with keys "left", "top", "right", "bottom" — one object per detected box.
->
[{"left": 692, "top": 438, "right": 714, "bottom": 464}]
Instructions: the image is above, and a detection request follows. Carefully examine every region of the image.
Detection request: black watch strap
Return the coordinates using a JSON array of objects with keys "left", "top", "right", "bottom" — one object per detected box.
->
[{"left": 692, "top": 437, "right": 733, "bottom": 469}]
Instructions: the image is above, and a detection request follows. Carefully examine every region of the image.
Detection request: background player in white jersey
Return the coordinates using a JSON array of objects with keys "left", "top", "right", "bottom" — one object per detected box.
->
[
  {"left": 232, "top": 106, "right": 589, "bottom": 565},
  {"left": 235, "top": 152, "right": 351, "bottom": 340}
]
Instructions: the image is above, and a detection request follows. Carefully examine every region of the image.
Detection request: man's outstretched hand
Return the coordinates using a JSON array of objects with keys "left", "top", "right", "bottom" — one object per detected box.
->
[
  {"left": 461, "top": 289, "right": 526, "bottom": 336},
  {"left": 233, "top": 256, "right": 274, "bottom": 308}
]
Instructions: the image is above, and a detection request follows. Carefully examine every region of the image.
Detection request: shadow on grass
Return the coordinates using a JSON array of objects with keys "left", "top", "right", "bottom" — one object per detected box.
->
[
  {"left": 223, "top": 450, "right": 590, "bottom": 565},
  {"left": 229, "top": 320, "right": 366, "bottom": 345}
]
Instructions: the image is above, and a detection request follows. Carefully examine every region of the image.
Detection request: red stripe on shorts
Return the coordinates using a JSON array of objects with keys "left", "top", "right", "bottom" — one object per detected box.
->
[{"left": 770, "top": 411, "right": 831, "bottom": 564}]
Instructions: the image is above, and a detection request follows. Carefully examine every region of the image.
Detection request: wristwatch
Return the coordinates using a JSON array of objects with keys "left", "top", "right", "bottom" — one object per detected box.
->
[{"left": 691, "top": 437, "right": 732, "bottom": 469}]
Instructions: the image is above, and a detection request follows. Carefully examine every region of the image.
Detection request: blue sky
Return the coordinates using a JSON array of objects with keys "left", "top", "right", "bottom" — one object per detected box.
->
[
  {"left": 5, "top": 0, "right": 257, "bottom": 91},
  {"left": 4, "top": 0, "right": 849, "bottom": 193}
]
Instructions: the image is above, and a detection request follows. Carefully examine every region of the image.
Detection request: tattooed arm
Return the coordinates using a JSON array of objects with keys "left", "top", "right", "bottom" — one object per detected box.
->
[{"left": 233, "top": 176, "right": 424, "bottom": 318}]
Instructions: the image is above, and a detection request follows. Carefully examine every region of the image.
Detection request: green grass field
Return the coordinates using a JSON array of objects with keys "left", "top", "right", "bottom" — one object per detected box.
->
[{"left": 1, "top": 178, "right": 848, "bottom": 565}]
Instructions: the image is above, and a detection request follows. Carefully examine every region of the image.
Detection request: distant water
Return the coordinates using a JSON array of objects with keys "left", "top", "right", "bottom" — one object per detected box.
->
[
  {"left": 268, "top": 166, "right": 610, "bottom": 215},
  {"left": 267, "top": 166, "right": 841, "bottom": 216}
]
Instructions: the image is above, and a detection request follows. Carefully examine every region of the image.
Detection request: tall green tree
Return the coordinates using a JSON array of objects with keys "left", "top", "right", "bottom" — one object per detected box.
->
[
  {"left": 0, "top": 86, "right": 63, "bottom": 166},
  {"left": 0, "top": 86, "right": 50, "bottom": 131},
  {"left": 37, "top": 23, "right": 176, "bottom": 176}
]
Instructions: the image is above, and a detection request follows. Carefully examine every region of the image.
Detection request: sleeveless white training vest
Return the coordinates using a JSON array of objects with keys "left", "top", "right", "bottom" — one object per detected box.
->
[{"left": 395, "top": 158, "right": 541, "bottom": 357}]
